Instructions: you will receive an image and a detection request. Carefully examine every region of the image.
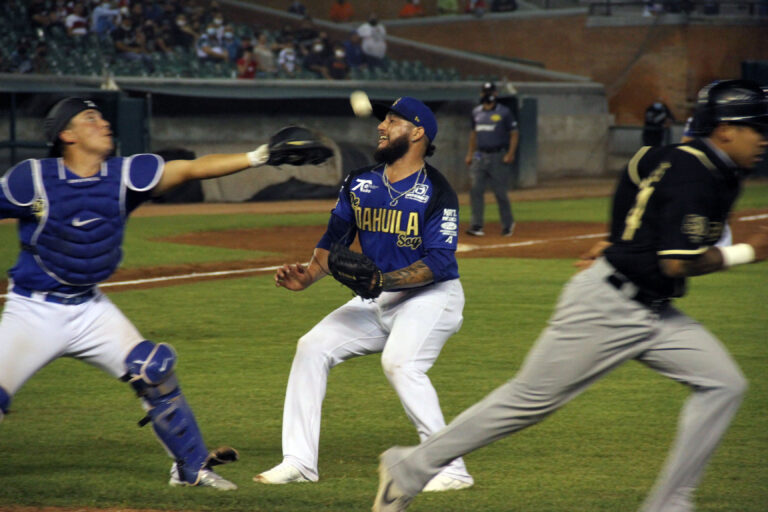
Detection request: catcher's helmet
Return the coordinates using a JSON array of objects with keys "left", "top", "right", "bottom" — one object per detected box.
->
[{"left": 693, "top": 79, "right": 768, "bottom": 136}]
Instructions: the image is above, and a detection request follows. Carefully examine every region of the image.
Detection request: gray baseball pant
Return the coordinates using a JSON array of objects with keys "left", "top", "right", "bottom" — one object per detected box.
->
[
  {"left": 469, "top": 151, "right": 513, "bottom": 231},
  {"left": 384, "top": 258, "right": 746, "bottom": 512}
]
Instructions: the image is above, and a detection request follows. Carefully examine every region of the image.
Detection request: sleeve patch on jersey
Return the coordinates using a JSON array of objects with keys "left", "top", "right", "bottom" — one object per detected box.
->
[
  {"left": 2, "top": 159, "right": 37, "bottom": 206},
  {"left": 681, "top": 214, "right": 709, "bottom": 244},
  {"left": 124, "top": 154, "right": 164, "bottom": 192}
]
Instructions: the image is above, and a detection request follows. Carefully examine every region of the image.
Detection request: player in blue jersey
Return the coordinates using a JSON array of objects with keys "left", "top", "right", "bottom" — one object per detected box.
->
[
  {"left": 0, "top": 97, "right": 325, "bottom": 490},
  {"left": 255, "top": 97, "right": 474, "bottom": 492}
]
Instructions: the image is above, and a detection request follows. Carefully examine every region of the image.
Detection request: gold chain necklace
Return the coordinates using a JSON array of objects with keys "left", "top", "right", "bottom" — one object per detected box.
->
[{"left": 382, "top": 166, "right": 426, "bottom": 206}]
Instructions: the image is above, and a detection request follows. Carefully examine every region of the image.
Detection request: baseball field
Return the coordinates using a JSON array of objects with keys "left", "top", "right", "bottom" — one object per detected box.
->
[{"left": 1, "top": 179, "right": 766, "bottom": 512}]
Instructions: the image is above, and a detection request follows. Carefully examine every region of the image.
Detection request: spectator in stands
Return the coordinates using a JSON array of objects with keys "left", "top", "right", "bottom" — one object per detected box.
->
[
  {"left": 113, "top": 16, "right": 155, "bottom": 71},
  {"left": 222, "top": 26, "right": 241, "bottom": 62},
  {"left": 438, "top": 0, "right": 461, "bottom": 14},
  {"left": 159, "top": 0, "right": 181, "bottom": 26},
  {"left": 303, "top": 39, "right": 332, "bottom": 79},
  {"left": 466, "top": 0, "right": 488, "bottom": 16},
  {"left": 210, "top": 10, "right": 227, "bottom": 39},
  {"left": 171, "top": 13, "right": 197, "bottom": 48},
  {"left": 328, "top": 44, "right": 350, "bottom": 80},
  {"left": 253, "top": 33, "right": 278, "bottom": 74},
  {"left": 29, "top": 0, "right": 55, "bottom": 31},
  {"left": 642, "top": 99, "right": 675, "bottom": 147},
  {"left": 196, "top": 22, "right": 229, "bottom": 63},
  {"left": 142, "top": 18, "right": 172, "bottom": 54},
  {"left": 342, "top": 31, "right": 366, "bottom": 69},
  {"left": 91, "top": 1, "right": 121, "bottom": 37},
  {"left": 288, "top": 0, "right": 307, "bottom": 16},
  {"left": 142, "top": 0, "right": 164, "bottom": 22},
  {"left": 357, "top": 14, "right": 387, "bottom": 69},
  {"left": 277, "top": 41, "right": 298, "bottom": 76},
  {"left": 329, "top": 0, "right": 355, "bottom": 22},
  {"left": 293, "top": 15, "right": 320, "bottom": 56},
  {"left": 491, "top": 0, "right": 518, "bottom": 11},
  {"left": 399, "top": 0, "right": 426, "bottom": 17},
  {"left": 236, "top": 46, "right": 258, "bottom": 79}
]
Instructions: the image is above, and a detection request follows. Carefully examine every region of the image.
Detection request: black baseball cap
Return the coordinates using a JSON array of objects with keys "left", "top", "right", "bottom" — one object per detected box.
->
[
  {"left": 481, "top": 82, "right": 496, "bottom": 93},
  {"left": 44, "top": 97, "right": 100, "bottom": 145}
]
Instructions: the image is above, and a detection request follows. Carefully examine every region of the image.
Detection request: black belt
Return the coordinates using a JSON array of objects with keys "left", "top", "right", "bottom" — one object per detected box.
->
[
  {"left": 478, "top": 146, "right": 507, "bottom": 153},
  {"left": 11, "top": 284, "right": 96, "bottom": 305},
  {"left": 606, "top": 273, "right": 670, "bottom": 311}
]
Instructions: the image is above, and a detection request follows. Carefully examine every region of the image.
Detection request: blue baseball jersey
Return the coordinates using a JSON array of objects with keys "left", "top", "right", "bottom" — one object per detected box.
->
[
  {"left": 319, "top": 163, "right": 460, "bottom": 282},
  {"left": 0, "top": 155, "right": 163, "bottom": 294}
]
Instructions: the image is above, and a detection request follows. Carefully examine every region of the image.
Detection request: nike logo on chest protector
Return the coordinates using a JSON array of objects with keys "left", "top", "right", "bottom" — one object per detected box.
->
[{"left": 72, "top": 217, "right": 102, "bottom": 227}]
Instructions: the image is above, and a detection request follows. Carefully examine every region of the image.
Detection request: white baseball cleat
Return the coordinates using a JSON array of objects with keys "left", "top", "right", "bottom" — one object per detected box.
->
[
  {"left": 422, "top": 472, "right": 474, "bottom": 492},
  {"left": 169, "top": 463, "right": 237, "bottom": 491},
  {"left": 253, "top": 461, "right": 311, "bottom": 484},
  {"left": 372, "top": 454, "right": 413, "bottom": 512}
]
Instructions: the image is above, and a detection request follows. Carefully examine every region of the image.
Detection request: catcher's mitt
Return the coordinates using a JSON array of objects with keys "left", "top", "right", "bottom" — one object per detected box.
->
[
  {"left": 267, "top": 126, "right": 334, "bottom": 166},
  {"left": 327, "top": 243, "right": 384, "bottom": 299}
]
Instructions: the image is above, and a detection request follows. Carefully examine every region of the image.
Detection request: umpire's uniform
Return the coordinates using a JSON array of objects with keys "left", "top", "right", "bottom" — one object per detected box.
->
[{"left": 468, "top": 102, "right": 518, "bottom": 234}]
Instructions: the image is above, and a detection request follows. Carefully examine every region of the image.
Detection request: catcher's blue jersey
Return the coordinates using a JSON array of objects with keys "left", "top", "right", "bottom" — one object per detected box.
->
[
  {"left": 0, "top": 155, "right": 163, "bottom": 294},
  {"left": 325, "top": 163, "right": 460, "bottom": 280}
]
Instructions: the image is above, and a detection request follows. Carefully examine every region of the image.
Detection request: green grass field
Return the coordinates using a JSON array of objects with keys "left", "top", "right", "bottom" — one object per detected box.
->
[{"left": 0, "top": 183, "right": 766, "bottom": 511}]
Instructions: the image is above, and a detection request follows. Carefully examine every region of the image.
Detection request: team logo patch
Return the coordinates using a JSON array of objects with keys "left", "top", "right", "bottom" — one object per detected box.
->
[
  {"left": 31, "top": 197, "right": 47, "bottom": 220},
  {"left": 440, "top": 208, "right": 458, "bottom": 244},
  {"left": 491, "top": 114, "right": 502, "bottom": 122},
  {"left": 351, "top": 178, "right": 376, "bottom": 193},
  {"left": 405, "top": 184, "right": 429, "bottom": 203},
  {"left": 681, "top": 214, "right": 708, "bottom": 243}
]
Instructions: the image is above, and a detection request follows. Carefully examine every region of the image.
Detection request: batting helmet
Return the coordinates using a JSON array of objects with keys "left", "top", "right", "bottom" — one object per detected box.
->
[{"left": 692, "top": 79, "right": 768, "bottom": 136}]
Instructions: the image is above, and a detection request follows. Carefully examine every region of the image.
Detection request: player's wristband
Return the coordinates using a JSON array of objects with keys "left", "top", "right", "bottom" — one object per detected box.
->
[
  {"left": 247, "top": 144, "right": 269, "bottom": 167},
  {"left": 719, "top": 243, "right": 755, "bottom": 268}
]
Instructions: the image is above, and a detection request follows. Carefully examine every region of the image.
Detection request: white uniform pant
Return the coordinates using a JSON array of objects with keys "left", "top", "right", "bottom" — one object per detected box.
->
[
  {"left": 0, "top": 289, "right": 144, "bottom": 398},
  {"left": 281, "top": 279, "right": 471, "bottom": 481},
  {"left": 385, "top": 259, "right": 747, "bottom": 512}
]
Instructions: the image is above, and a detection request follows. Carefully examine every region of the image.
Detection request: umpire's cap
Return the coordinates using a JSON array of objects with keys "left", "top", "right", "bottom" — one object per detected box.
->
[
  {"left": 693, "top": 79, "right": 768, "bottom": 136},
  {"left": 44, "top": 97, "right": 101, "bottom": 154},
  {"left": 372, "top": 96, "right": 438, "bottom": 142},
  {"left": 481, "top": 82, "right": 496, "bottom": 93}
]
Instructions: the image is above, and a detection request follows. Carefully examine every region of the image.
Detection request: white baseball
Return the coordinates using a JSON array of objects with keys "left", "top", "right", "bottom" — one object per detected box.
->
[{"left": 350, "top": 90, "right": 372, "bottom": 117}]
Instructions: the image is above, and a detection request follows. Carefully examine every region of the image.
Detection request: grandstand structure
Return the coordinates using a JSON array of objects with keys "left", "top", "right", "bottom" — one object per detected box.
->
[{"left": 1, "top": 0, "right": 765, "bottom": 200}]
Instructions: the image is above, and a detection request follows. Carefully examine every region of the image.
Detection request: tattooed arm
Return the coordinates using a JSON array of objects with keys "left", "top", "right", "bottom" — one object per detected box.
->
[{"left": 382, "top": 260, "right": 434, "bottom": 290}]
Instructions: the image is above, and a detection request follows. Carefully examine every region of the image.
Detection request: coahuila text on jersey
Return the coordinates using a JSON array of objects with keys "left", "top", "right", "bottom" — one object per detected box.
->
[{"left": 352, "top": 204, "right": 420, "bottom": 236}]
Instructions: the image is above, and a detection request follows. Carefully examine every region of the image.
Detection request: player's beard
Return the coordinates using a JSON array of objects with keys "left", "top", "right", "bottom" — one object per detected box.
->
[{"left": 374, "top": 133, "right": 410, "bottom": 165}]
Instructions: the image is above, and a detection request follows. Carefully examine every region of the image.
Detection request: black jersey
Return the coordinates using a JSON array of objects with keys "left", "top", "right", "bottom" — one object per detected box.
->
[{"left": 604, "top": 139, "right": 741, "bottom": 299}]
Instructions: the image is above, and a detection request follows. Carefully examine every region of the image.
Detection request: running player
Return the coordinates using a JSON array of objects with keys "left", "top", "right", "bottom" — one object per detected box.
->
[
  {"left": 255, "top": 97, "right": 474, "bottom": 492},
  {"left": 0, "top": 97, "right": 322, "bottom": 490},
  {"left": 373, "top": 80, "right": 768, "bottom": 512}
]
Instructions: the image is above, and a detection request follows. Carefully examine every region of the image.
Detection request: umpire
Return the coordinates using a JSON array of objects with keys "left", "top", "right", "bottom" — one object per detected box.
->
[{"left": 465, "top": 82, "right": 519, "bottom": 237}]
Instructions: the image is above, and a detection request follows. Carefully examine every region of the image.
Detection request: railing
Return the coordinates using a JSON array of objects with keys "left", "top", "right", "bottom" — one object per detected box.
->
[{"left": 586, "top": 0, "right": 766, "bottom": 16}]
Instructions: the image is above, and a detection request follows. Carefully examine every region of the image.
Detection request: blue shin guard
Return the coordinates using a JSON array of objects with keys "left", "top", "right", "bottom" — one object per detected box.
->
[
  {"left": 0, "top": 385, "right": 10, "bottom": 422},
  {"left": 125, "top": 341, "right": 209, "bottom": 485}
]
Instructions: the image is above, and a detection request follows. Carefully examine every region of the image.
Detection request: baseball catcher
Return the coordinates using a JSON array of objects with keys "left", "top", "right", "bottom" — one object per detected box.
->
[
  {"left": 247, "top": 126, "right": 333, "bottom": 167},
  {"left": 327, "top": 242, "right": 384, "bottom": 299}
]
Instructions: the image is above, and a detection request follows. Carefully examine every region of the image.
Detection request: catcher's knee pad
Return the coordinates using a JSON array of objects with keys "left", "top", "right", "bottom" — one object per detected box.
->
[
  {"left": 0, "top": 385, "right": 10, "bottom": 422},
  {"left": 124, "top": 340, "right": 209, "bottom": 485}
]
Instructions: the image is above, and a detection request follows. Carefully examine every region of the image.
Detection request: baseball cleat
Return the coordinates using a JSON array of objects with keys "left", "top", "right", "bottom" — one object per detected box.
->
[
  {"left": 372, "top": 452, "right": 413, "bottom": 512},
  {"left": 501, "top": 223, "right": 516, "bottom": 237},
  {"left": 253, "top": 461, "right": 311, "bottom": 484},
  {"left": 169, "top": 463, "right": 237, "bottom": 490},
  {"left": 423, "top": 472, "right": 474, "bottom": 492},
  {"left": 466, "top": 226, "right": 485, "bottom": 236}
]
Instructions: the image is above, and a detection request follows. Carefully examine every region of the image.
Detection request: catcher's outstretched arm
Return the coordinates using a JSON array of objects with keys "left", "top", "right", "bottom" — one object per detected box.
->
[{"left": 382, "top": 260, "right": 434, "bottom": 290}]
